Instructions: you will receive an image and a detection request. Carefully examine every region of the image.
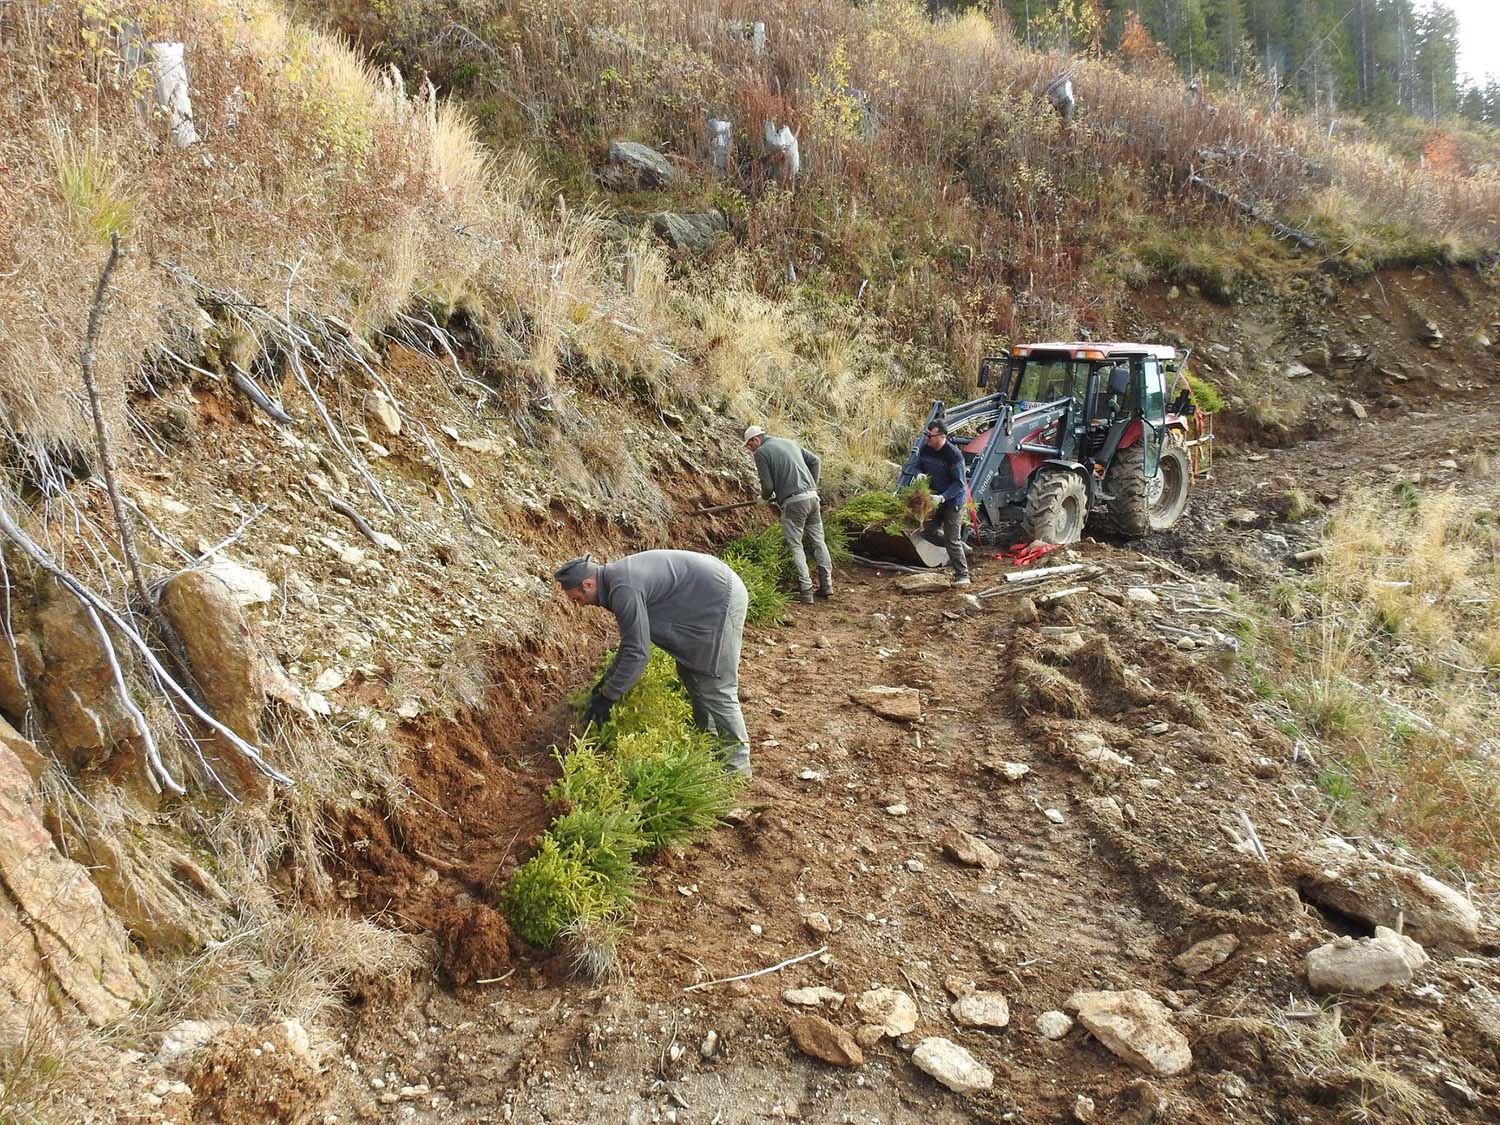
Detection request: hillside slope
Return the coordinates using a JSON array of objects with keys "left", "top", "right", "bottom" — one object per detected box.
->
[{"left": 0, "top": 0, "right": 1497, "bottom": 1121}]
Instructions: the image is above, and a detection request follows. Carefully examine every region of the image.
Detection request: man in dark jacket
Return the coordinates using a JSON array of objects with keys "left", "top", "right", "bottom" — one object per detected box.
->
[
  {"left": 744, "top": 425, "right": 832, "bottom": 603},
  {"left": 910, "top": 421, "right": 971, "bottom": 587},
  {"left": 556, "top": 550, "right": 751, "bottom": 775}
]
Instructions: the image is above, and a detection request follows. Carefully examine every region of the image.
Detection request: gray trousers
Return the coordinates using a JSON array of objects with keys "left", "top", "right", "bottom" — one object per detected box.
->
[
  {"left": 930, "top": 501, "right": 969, "bottom": 578},
  {"left": 779, "top": 494, "right": 833, "bottom": 593},
  {"left": 674, "top": 578, "right": 750, "bottom": 775}
]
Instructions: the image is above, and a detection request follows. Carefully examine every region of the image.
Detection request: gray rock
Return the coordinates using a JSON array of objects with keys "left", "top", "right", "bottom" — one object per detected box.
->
[
  {"left": 1066, "top": 989, "right": 1192, "bottom": 1076},
  {"left": 912, "top": 1037, "right": 994, "bottom": 1094},
  {"left": 1073, "top": 1094, "right": 1097, "bottom": 1122},
  {"left": 783, "top": 986, "right": 845, "bottom": 1008},
  {"left": 363, "top": 390, "right": 401, "bottom": 436},
  {"left": 896, "top": 571, "right": 952, "bottom": 594},
  {"left": 650, "top": 210, "right": 729, "bottom": 251},
  {"left": 1345, "top": 398, "right": 1368, "bottom": 421},
  {"left": 604, "top": 140, "right": 677, "bottom": 187},
  {"left": 1037, "top": 1010, "right": 1074, "bottom": 1039},
  {"left": 1306, "top": 926, "right": 1428, "bottom": 994},
  {"left": 1291, "top": 837, "right": 1480, "bottom": 948},
  {"left": 950, "top": 991, "right": 1010, "bottom": 1029}
]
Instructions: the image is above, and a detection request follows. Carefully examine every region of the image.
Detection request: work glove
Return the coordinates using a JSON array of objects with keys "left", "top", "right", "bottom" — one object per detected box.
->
[{"left": 583, "top": 690, "right": 615, "bottom": 728}]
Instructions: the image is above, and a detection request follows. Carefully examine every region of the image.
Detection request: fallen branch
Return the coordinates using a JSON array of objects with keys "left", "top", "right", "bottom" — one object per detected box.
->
[
  {"left": 1189, "top": 173, "right": 1322, "bottom": 251},
  {"left": 682, "top": 945, "right": 828, "bottom": 992},
  {"left": 325, "top": 493, "right": 400, "bottom": 552},
  {"left": 80, "top": 601, "right": 184, "bottom": 795},
  {"left": 1003, "top": 562, "right": 1089, "bottom": 583},
  {"left": 229, "top": 366, "right": 292, "bottom": 424}
]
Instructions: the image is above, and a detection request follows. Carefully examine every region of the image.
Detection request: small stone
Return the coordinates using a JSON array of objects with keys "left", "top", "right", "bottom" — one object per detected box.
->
[
  {"left": 896, "top": 571, "right": 952, "bottom": 595},
  {"left": 783, "top": 986, "right": 845, "bottom": 1008},
  {"left": 1173, "top": 934, "right": 1239, "bottom": 976},
  {"left": 802, "top": 912, "right": 831, "bottom": 937},
  {"left": 1124, "top": 587, "right": 1159, "bottom": 605},
  {"left": 854, "top": 988, "right": 918, "bottom": 1039},
  {"left": 1037, "top": 1010, "right": 1074, "bottom": 1039},
  {"left": 1345, "top": 398, "right": 1368, "bottom": 421},
  {"left": 992, "top": 761, "right": 1031, "bottom": 781},
  {"left": 787, "top": 1015, "right": 863, "bottom": 1068},
  {"left": 1437, "top": 458, "right": 1458, "bottom": 470},
  {"left": 699, "top": 1030, "right": 719, "bottom": 1059},
  {"left": 1145, "top": 721, "right": 1169, "bottom": 735},
  {"left": 363, "top": 391, "right": 402, "bottom": 436},
  {"left": 911, "top": 1037, "right": 993, "bottom": 1094},
  {"left": 950, "top": 991, "right": 1010, "bottom": 1029},
  {"left": 1044, "top": 808, "right": 1065, "bottom": 825},
  {"left": 1073, "top": 1094, "right": 1097, "bottom": 1122},
  {"left": 940, "top": 828, "right": 1000, "bottom": 870},
  {"left": 1220, "top": 1074, "right": 1249, "bottom": 1099},
  {"left": 944, "top": 975, "right": 975, "bottom": 998},
  {"left": 905, "top": 858, "right": 925, "bottom": 873},
  {"left": 1226, "top": 508, "right": 1260, "bottom": 528},
  {"left": 884, "top": 803, "right": 909, "bottom": 817}
]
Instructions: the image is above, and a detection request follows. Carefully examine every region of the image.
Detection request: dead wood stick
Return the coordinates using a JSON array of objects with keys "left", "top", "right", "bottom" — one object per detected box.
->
[
  {"left": 79, "top": 234, "right": 202, "bottom": 705},
  {"left": 325, "top": 493, "right": 398, "bottom": 552},
  {"left": 229, "top": 366, "right": 292, "bottom": 424},
  {"left": 682, "top": 945, "right": 828, "bottom": 992},
  {"left": 1002, "top": 562, "right": 1088, "bottom": 583},
  {"left": 80, "top": 601, "right": 184, "bottom": 795}
]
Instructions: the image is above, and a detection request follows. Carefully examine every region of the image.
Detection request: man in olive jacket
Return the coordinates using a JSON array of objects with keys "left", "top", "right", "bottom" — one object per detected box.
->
[
  {"left": 744, "top": 425, "right": 832, "bottom": 603},
  {"left": 556, "top": 550, "right": 751, "bottom": 775}
]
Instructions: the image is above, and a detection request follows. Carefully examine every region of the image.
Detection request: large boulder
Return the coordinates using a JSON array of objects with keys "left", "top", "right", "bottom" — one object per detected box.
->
[
  {"left": 650, "top": 210, "right": 729, "bottom": 252},
  {"left": 1066, "top": 989, "right": 1192, "bottom": 1077},
  {"left": 0, "top": 741, "right": 150, "bottom": 1044},
  {"left": 1289, "top": 837, "right": 1481, "bottom": 949},
  {"left": 32, "top": 587, "right": 137, "bottom": 767},
  {"left": 1306, "top": 927, "right": 1428, "bottom": 994},
  {"left": 159, "top": 569, "right": 269, "bottom": 798},
  {"left": 601, "top": 140, "right": 678, "bottom": 189}
]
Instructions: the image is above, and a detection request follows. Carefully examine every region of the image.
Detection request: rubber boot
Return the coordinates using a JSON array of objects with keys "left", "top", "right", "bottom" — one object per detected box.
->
[
  {"left": 816, "top": 569, "right": 833, "bottom": 598},
  {"left": 797, "top": 589, "right": 815, "bottom": 604}
]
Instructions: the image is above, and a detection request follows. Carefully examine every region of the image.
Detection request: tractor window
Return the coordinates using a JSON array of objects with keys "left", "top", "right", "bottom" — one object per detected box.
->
[
  {"left": 1012, "top": 357, "right": 1085, "bottom": 404},
  {"left": 1142, "top": 359, "right": 1166, "bottom": 423}
]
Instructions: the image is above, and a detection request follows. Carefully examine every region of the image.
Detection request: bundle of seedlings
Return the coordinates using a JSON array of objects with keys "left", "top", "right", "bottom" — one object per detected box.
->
[{"left": 500, "top": 651, "right": 741, "bottom": 974}]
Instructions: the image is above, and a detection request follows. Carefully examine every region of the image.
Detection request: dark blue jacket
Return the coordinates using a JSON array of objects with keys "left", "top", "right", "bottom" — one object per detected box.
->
[{"left": 914, "top": 441, "right": 967, "bottom": 505}]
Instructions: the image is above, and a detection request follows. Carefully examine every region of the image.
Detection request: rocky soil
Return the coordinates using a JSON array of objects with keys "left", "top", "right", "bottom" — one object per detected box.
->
[{"left": 9, "top": 269, "right": 1498, "bottom": 1123}]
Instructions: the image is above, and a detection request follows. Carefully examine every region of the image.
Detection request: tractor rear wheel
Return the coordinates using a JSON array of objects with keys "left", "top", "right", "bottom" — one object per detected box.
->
[
  {"left": 1021, "top": 468, "right": 1088, "bottom": 545},
  {"left": 1106, "top": 438, "right": 1190, "bottom": 536}
]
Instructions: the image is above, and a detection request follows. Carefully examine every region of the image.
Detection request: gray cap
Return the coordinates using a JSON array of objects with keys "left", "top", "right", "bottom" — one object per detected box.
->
[{"left": 554, "top": 554, "right": 599, "bottom": 589}]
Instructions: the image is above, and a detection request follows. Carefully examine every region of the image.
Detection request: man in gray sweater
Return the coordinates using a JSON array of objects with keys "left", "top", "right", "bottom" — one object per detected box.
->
[
  {"left": 556, "top": 550, "right": 751, "bottom": 776},
  {"left": 744, "top": 426, "right": 833, "bottom": 603}
]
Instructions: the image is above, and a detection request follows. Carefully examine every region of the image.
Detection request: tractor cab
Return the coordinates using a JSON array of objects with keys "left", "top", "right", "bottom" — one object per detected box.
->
[{"left": 899, "top": 342, "right": 1212, "bottom": 548}]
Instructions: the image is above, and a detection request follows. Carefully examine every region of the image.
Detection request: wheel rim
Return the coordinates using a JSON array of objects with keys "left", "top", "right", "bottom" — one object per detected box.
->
[{"left": 1149, "top": 456, "right": 1184, "bottom": 521}]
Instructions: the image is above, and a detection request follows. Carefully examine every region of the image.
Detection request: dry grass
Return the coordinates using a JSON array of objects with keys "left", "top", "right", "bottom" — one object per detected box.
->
[
  {"left": 1275, "top": 1008, "right": 1441, "bottom": 1125},
  {"left": 1252, "top": 487, "right": 1500, "bottom": 875}
]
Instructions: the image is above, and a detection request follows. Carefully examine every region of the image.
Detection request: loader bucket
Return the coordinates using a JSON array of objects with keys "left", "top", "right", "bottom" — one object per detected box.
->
[{"left": 854, "top": 526, "right": 952, "bottom": 569}]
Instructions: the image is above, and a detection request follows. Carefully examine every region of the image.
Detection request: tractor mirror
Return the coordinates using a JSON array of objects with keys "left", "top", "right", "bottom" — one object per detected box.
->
[
  {"left": 1107, "top": 365, "right": 1131, "bottom": 396},
  {"left": 978, "top": 360, "right": 992, "bottom": 388}
]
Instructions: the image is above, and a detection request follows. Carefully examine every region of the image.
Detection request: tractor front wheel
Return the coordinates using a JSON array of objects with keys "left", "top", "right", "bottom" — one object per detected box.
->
[
  {"left": 1021, "top": 468, "right": 1088, "bottom": 545},
  {"left": 1106, "top": 439, "right": 1191, "bottom": 536}
]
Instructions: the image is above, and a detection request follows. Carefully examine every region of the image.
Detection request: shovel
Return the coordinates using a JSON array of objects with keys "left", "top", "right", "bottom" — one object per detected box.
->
[{"left": 694, "top": 499, "right": 762, "bottom": 516}]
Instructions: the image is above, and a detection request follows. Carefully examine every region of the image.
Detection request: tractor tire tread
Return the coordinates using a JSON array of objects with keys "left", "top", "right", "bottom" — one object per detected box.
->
[{"left": 1021, "top": 468, "right": 1088, "bottom": 545}]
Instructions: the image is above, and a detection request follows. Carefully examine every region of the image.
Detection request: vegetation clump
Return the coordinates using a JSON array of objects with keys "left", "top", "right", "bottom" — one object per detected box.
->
[{"left": 501, "top": 650, "right": 741, "bottom": 955}]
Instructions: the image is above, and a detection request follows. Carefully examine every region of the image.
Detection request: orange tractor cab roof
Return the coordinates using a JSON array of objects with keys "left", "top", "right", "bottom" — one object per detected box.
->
[{"left": 1011, "top": 342, "right": 1178, "bottom": 362}]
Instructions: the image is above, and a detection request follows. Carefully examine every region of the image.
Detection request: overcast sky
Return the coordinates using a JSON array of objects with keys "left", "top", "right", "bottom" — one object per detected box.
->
[{"left": 1444, "top": 0, "right": 1498, "bottom": 87}]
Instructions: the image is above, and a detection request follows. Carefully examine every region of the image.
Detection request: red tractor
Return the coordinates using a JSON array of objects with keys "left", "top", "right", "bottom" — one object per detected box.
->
[{"left": 898, "top": 342, "right": 1212, "bottom": 549}]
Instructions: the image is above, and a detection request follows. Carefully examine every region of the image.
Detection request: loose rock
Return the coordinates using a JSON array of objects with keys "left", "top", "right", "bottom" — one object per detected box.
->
[
  {"left": 950, "top": 991, "right": 1010, "bottom": 1029},
  {"left": 1172, "top": 934, "right": 1239, "bottom": 976},
  {"left": 783, "top": 986, "right": 845, "bottom": 1009},
  {"left": 940, "top": 828, "right": 1000, "bottom": 870},
  {"left": 911, "top": 1037, "right": 994, "bottom": 1094},
  {"left": 1037, "top": 1010, "right": 1074, "bottom": 1040},
  {"left": 1073, "top": 1094, "right": 1097, "bottom": 1122},
  {"left": 1290, "top": 837, "right": 1480, "bottom": 948},
  {"left": 1067, "top": 989, "right": 1192, "bottom": 1077},
  {"left": 362, "top": 391, "right": 401, "bottom": 436},
  {"left": 854, "top": 988, "right": 918, "bottom": 1039},
  {"left": 896, "top": 571, "right": 951, "bottom": 595},
  {"left": 1306, "top": 926, "right": 1428, "bottom": 994},
  {"left": 787, "top": 1015, "right": 863, "bottom": 1068},
  {"left": 802, "top": 912, "right": 832, "bottom": 937}
]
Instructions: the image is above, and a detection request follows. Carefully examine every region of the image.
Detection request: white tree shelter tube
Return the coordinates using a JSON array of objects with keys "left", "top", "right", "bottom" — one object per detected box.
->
[{"left": 150, "top": 41, "right": 199, "bottom": 147}]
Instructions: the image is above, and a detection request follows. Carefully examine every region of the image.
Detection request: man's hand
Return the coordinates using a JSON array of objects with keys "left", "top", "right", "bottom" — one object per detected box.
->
[{"left": 583, "top": 690, "right": 615, "bottom": 727}]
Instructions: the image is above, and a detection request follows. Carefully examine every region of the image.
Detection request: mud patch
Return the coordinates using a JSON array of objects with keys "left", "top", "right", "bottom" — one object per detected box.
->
[{"left": 435, "top": 904, "right": 515, "bottom": 986}]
